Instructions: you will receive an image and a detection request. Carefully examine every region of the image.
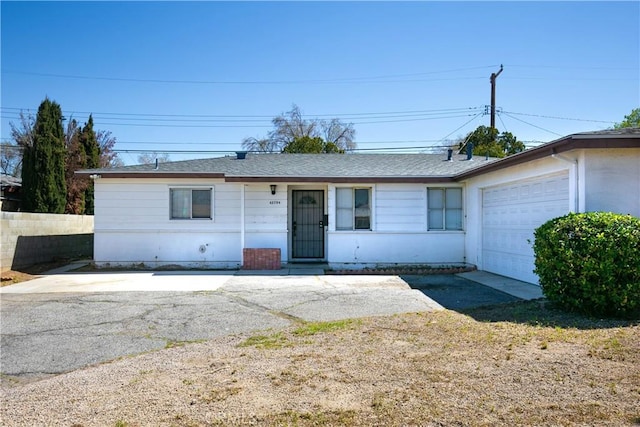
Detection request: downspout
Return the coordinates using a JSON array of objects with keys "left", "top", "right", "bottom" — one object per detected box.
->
[
  {"left": 551, "top": 151, "right": 579, "bottom": 213},
  {"left": 240, "top": 184, "right": 246, "bottom": 266}
]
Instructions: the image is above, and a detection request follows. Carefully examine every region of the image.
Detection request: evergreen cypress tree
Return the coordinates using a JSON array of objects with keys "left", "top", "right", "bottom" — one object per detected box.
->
[
  {"left": 79, "top": 115, "right": 100, "bottom": 214},
  {"left": 22, "top": 98, "right": 67, "bottom": 213},
  {"left": 64, "top": 119, "right": 86, "bottom": 214}
]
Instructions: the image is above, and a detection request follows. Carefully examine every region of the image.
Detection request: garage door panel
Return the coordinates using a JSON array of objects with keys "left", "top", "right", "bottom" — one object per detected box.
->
[{"left": 482, "top": 172, "right": 569, "bottom": 284}]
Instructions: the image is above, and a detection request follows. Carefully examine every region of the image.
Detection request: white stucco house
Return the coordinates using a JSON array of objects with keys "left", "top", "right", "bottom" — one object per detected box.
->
[{"left": 78, "top": 129, "right": 639, "bottom": 285}]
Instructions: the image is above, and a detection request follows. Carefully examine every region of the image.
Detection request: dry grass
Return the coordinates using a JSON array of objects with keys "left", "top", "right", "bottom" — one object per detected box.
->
[{"left": 2, "top": 300, "right": 639, "bottom": 426}]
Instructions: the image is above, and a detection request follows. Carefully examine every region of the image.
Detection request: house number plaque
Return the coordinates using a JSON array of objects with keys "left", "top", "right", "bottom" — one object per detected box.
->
[{"left": 269, "top": 201, "right": 281, "bottom": 205}]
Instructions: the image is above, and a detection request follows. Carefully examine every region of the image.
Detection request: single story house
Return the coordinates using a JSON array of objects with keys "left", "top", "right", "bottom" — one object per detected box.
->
[{"left": 78, "top": 128, "right": 639, "bottom": 285}]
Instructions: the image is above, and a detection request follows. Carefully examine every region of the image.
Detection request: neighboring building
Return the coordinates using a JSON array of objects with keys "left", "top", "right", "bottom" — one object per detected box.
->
[
  {"left": 0, "top": 174, "right": 22, "bottom": 212},
  {"left": 77, "top": 129, "right": 640, "bottom": 285}
]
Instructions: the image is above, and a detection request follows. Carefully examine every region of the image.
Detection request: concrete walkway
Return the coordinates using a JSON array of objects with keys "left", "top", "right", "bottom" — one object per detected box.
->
[
  {"left": 3, "top": 261, "right": 543, "bottom": 300},
  {"left": 457, "top": 270, "right": 543, "bottom": 300}
]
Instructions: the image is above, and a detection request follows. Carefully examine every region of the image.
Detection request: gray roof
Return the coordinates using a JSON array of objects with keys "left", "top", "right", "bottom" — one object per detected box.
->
[
  {"left": 568, "top": 127, "right": 640, "bottom": 137},
  {"left": 78, "top": 129, "right": 639, "bottom": 183},
  {"left": 80, "top": 153, "right": 496, "bottom": 182}
]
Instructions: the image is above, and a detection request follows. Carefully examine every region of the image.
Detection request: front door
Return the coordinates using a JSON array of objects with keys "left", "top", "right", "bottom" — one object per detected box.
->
[{"left": 292, "top": 190, "right": 325, "bottom": 259}]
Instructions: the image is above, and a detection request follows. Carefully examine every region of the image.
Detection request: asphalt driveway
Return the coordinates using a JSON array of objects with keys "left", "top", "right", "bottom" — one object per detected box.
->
[
  {"left": 403, "top": 274, "right": 522, "bottom": 309},
  {"left": 0, "top": 270, "right": 531, "bottom": 384},
  {"left": 0, "top": 272, "right": 439, "bottom": 382}
]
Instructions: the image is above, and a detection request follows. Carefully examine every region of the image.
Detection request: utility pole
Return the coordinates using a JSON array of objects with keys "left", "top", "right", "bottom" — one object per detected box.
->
[{"left": 490, "top": 64, "right": 503, "bottom": 130}]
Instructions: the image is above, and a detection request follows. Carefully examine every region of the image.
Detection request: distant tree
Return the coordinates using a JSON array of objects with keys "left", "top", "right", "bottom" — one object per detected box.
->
[
  {"left": 22, "top": 98, "right": 67, "bottom": 213},
  {"left": 0, "top": 142, "right": 23, "bottom": 177},
  {"left": 9, "top": 111, "right": 35, "bottom": 149},
  {"left": 460, "top": 125, "right": 525, "bottom": 158},
  {"left": 242, "top": 104, "right": 356, "bottom": 153},
  {"left": 10, "top": 105, "right": 122, "bottom": 212},
  {"left": 614, "top": 108, "right": 640, "bottom": 129},
  {"left": 96, "top": 130, "right": 123, "bottom": 168},
  {"left": 137, "top": 151, "right": 171, "bottom": 165},
  {"left": 78, "top": 115, "right": 100, "bottom": 214},
  {"left": 240, "top": 137, "right": 279, "bottom": 154},
  {"left": 5, "top": 111, "right": 35, "bottom": 177},
  {"left": 282, "top": 136, "right": 344, "bottom": 154},
  {"left": 64, "top": 118, "right": 87, "bottom": 214},
  {"left": 321, "top": 118, "right": 356, "bottom": 151}
]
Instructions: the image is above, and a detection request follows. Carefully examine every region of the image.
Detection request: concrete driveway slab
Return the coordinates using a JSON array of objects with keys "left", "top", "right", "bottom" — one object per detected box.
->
[{"left": 0, "top": 271, "right": 235, "bottom": 293}]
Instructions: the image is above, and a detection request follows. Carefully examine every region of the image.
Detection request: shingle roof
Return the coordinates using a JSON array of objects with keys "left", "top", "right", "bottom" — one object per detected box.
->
[
  {"left": 77, "top": 129, "right": 639, "bottom": 183},
  {"left": 79, "top": 153, "right": 497, "bottom": 183}
]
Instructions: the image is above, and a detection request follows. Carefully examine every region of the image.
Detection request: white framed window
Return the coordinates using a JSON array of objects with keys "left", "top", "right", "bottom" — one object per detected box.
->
[
  {"left": 428, "top": 188, "right": 463, "bottom": 230},
  {"left": 170, "top": 188, "right": 213, "bottom": 220},
  {"left": 336, "top": 187, "right": 371, "bottom": 230}
]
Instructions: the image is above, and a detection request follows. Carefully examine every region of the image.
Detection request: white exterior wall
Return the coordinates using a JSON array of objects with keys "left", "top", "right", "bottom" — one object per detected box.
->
[
  {"left": 583, "top": 148, "right": 640, "bottom": 217},
  {"left": 94, "top": 179, "right": 468, "bottom": 268},
  {"left": 326, "top": 183, "right": 466, "bottom": 268},
  {"left": 94, "top": 178, "right": 243, "bottom": 268},
  {"left": 463, "top": 156, "right": 574, "bottom": 279},
  {"left": 94, "top": 180, "right": 290, "bottom": 267},
  {"left": 244, "top": 184, "right": 288, "bottom": 259}
]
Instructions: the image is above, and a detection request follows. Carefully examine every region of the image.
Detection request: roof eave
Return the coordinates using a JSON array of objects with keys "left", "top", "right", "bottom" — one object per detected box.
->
[
  {"left": 74, "top": 171, "right": 226, "bottom": 179},
  {"left": 223, "top": 176, "right": 457, "bottom": 183},
  {"left": 454, "top": 134, "right": 640, "bottom": 180}
]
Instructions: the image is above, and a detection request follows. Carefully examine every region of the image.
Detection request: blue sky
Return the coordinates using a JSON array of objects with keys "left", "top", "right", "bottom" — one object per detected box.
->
[{"left": 2, "top": 1, "right": 638, "bottom": 165}]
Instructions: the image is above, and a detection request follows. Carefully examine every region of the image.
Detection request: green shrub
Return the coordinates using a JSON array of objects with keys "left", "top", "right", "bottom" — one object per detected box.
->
[{"left": 533, "top": 212, "right": 640, "bottom": 318}]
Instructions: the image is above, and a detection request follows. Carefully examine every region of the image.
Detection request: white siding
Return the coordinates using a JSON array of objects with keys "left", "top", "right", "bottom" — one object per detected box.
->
[
  {"left": 327, "top": 231, "right": 465, "bottom": 266},
  {"left": 244, "top": 184, "right": 288, "bottom": 260},
  {"left": 584, "top": 148, "right": 640, "bottom": 217},
  {"left": 375, "top": 184, "right": 426, "bottom": 232},
  {"left": 326, "top": 183, "right": 466, "bottom": 267},
  {"left": 244, "top": 184, "right": 287, "bottom": 231},
  {"left": 94, "top": 178, "right": 243, "bottom": 267},
  {"left": 95, "top": 179, "right": 240, "bottom": 231}
]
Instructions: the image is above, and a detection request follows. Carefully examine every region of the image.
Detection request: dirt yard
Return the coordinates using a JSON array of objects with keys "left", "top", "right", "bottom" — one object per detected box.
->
[
  {"left": 1, "top": 260, "right": 74, "bottom": 286},
  {"left": 1, "top": 300, "right": 638, "bottom": 426}
]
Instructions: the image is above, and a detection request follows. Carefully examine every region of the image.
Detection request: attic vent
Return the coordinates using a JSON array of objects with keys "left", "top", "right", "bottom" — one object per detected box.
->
[{"left": 236, "top": 151, "right": 247, "bottom": 160}]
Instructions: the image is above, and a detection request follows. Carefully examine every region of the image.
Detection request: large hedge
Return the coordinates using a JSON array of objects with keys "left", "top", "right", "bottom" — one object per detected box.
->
[{"left": 533, "top": 212, "right": 640, "bottom": 318}]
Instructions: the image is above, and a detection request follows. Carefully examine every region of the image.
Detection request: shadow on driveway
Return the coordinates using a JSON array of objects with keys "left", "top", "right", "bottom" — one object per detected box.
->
[{"left": 402, "top": 274, "right": 521, "bottom": 310}]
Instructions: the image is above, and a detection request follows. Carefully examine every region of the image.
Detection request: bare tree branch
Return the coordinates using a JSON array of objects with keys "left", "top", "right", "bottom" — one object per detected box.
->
[
  {"left": 241, "top": 104, "right": 356, "bottom": 153},
  {"left": 137, "top": 151, "right": 170, "bottom": 165}
]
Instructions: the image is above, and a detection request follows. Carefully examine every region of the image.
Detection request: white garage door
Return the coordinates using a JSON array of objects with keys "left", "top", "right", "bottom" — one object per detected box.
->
[{"left": 482, "top": 172, "right": 570, "bottom": 284}]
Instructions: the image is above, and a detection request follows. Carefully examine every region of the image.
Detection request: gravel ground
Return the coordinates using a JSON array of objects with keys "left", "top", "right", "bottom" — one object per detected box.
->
[{"left": 2, "top": 302, "right": 638, "bottom": 427}]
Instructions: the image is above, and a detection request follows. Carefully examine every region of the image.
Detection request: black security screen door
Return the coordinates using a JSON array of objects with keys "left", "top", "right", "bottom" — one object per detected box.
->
[{"left": 292, "top": 190, "right": 325, "bottom": 259}]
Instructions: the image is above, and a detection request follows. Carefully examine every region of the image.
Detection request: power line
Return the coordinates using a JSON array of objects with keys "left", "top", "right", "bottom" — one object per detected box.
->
[
  {"left": 0, "top": 112, "right": 483, "bottom": 128},
  {"left": 0, "top": 106, "right": 482, "bottom": 120},
  {"left": 500, "top": 112, "right": 563, "bottom": 137},
  {"left": 501, "top": 110, "right": 615, "bottom": 124},
  {"left": 2, "top": 65, "right": 498, "bottom": 85},
  {"left": 437, "top": 112, "right": 484, "bottom": 142},
  {"left": 505, "top": 64, "right": 638, "bottom": 71}
]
